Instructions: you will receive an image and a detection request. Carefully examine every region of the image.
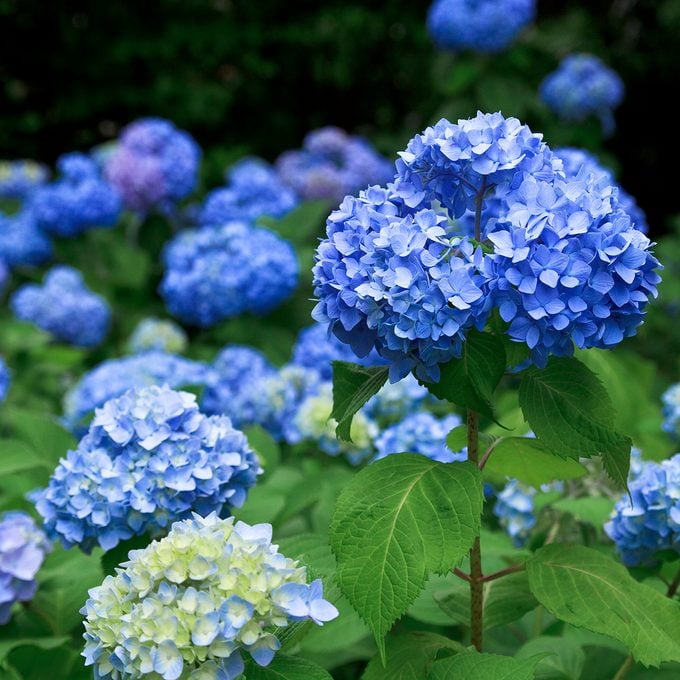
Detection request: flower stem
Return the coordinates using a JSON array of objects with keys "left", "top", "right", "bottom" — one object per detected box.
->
[
  {"left": 480, "top": 563, "right": 524, "bottom": 583},
  {"left": 467, "top": 408, "right": 484, "bottom": 651},
  {"left": 612, "top": 655, "right": 634, "bottom": 680},
  {"left": 667, "top": 565, "right": 680, "bottom": 599},
  {"left": 474, "top": 178, "right": 487, "bottom": 241}
]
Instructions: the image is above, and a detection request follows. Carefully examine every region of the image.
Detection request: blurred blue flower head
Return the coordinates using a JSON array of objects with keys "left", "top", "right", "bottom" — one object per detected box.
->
[
  {"left": 200, "top": 157, "right": 298, "bottom": 224},
  {"left": 127, "top": 317, "right": 188, "bottom": 354},
  {"left": 605, "top": 454, "right": 680, "bottom": 567},
  {"left": 540, "top": 54, "right": 624, "bottom": 133},
  {"left": 276, "top": 126, "right": 394, "bottom": 204},
  {"left": 105, "top": 117, "right": 201, "bottom": 214},
  {"left": 161, "top": 222, "right": 298, "bottom": 327},
  {"left": 661, "top": 384, "right": 680, "bottom": 440},
  {"left": 11, "top": 265, "right": 111, "bottom": 347},
  {"left": 29, "top": 152, "right": 121, "bottom": 237},
  {"left": 373, "top": 412, "right": 465, "bottom": 463},
  {"left": 0, "top": 160, "right": 49, "bottom": 200},
  {"left": 63, "top": 351, "right": 210, "bottom": 433},
  {"left": 0, "top": 356, "right": 9, "bottom": 405},
  {"left": 0, "top": 209, "right": 52, "bottom": 268},
  {"left": 427, "top": 0, "right": 535, "bottom": 53},
  {"left": 0, "top": 511, "right": 51, "bottom": 625},
  {"left": 35, "top": 384, "right": 261, "bottom": 553},
  {"left": 81, "top": 513, "right": 337, "bottom": 679}
]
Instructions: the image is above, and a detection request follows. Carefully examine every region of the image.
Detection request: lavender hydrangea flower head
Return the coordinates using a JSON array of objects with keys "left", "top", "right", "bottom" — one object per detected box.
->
[
  {"left": 63, "top": 351, "right": 211, "bottom": 433},
  {"left": 105, "top": 118, "right": 201, "bottom": 214},
  {"left": 427, "top": 0, "right": 535, "bottom": 53},
  {"left": 0, "top": 160, "right": 49, "bottom": 199},
  {"left": 29, "top": 152, "right": 121, "bottom": 237},
  {"left": 0, "top": 209, "right": 52, "bottom": 268},
  {"left": 161, "top": 222, "right": 298, "bottom": 327},
  {"left": 555, "top": 147, "right": 648, "bottom": 233},
  {"left": 0, "top": 512, "right": 51, "bottom": 624},
  {"left": 540, "top": 54, "right": 624, "bottom": 133},
  {"left": 0, "top": 356, "right": 9, "bottom": 405},
  {"left": 373, "top": 412, "right": 465, "bottom": 463},
  {"left": 276, "top": 126, "right": 394, "bottom": 204},
  {"left": 199, "top": 157, "right": 298, "bottom": 225},
  {"left": 11, "top": 266, "right": 110, "bottom": 347},
  {"left": 292, "top": 383, "right": 378, "bottom": 464},
  {"left": 201, "top": 345, "right": 277, "bottom": 421},
  {"left": 81, "top": 513, "right": 337, "bottom": 679},
  {"left": 35, "top": 385, "right": 261, "bottom": 553},
  {"left": 128, "top": 317, "right": 188, "bottom": 354},
  {"left": 605, "top": 454, "right": 680, "bottom": 567},
  {"left": 662, "top": 384, "right": 680, "bottom": 439}
]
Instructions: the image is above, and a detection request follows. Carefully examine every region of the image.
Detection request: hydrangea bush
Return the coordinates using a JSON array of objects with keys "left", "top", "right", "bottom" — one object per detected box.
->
[
  {"left": 35, "top": 385, "right": 261, "bottom": 552},
  {"left": 81, "top": 513, "right": 337, "bottom": 679}
]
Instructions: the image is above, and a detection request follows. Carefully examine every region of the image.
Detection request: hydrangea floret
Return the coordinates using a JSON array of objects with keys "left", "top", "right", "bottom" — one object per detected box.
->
[
  {"left": 81, "top": 513, "right": 338, "bottom": 680},
  {"left": 11, "top": 265, "right": 111, "bottom": 347},
  {"left": 0, "top": 511, "right": 52, "bottom": 624},
  {"left": 427, "top": 0, "right": 535, "bottom": 53},
  {"left": 35, "top": 385, "right": 261, "bottom": 553}
]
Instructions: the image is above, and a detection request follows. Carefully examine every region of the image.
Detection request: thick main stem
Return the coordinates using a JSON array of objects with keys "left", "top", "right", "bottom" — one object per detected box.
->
[{"left": 467, "top": 408, "right": 484, "bottom": 651}]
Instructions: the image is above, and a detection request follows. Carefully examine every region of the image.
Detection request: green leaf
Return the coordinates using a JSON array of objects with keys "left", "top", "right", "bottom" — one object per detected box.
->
[
  {"left": 332, "top": 362, "right": 389, "bottom": 441},
  {"left": 407, "top": 573, "right": 461, "bottom": 626},
  {"left": 552, "top": 497, "right": 616, "bottom": 528},
  {"left": 4, "top": 408, "right": 76, "bottom": 463},
  {"left": 0, "top": 439, "right": 52, "bottom": 476},
  {"left": 362, "top": 632, "right": 463, "bottom": 680},
  {"left": 422, "top": 330, "right": 506, "bottom": 421},
  {"left": 526, "top": 544, "right": 680, "bottom": 666},
  {"left": 244, "top": 425, "right": 280, "bottom": 472},
  {"left": 244, "top": 654, "right": 333, "bottom": 679},
  {"left": 518, "top": 357, "right": 632, "bottom": 487},
  {"left": 484, "top": 438, "right": 587, "bottom": 487},
  {"left": 0, "top": 637, "right": 69, "bottom": 664},
  {"left": 429, "top": 650, "right": 547, "bottom": 679},
  {"left": 447, "top": 426, "right": 495, "bottom": 457},
  {"left": 517, "top": 636, "right": 586, "bottom": 680},
  {"left": 435, "top": 571, "right": 537, "bottom": 631},
  {"left": 330, "top": 455, "right": 483, "bottom": 657}
]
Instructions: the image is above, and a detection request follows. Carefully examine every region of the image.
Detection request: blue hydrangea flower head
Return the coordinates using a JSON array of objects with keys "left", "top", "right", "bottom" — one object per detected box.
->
[
  {"left": 63, "top": 351, "right": 211, "bottom": 433},
  {"left": 105, "top": 117, "right": 201, "bottom": 214},
  {"left": 81, "top": 513, "right": 337, "bottom": 679},
  {"left": 291, "top": 323, "right": 386, "bottom": 382},
  {"left": 373, "top": 412, "right": 465, "bottom": 463},
  {"left": 662, "top": 384, "right": 680, "bottom": 440},
  {"left": 0, "top": 209, "right": 52, "bottom": 268},
  {"left": 0, "top": 356, "right": 9, "bottom": 405},
  {"left": 202, "top": 345, "right": 277, "bottom": 421},
  {"left": 29, "top": 152, "right": 121, "bottom": 237},
  {"left": 35, "top": 385, "right": 261, "bottom": 553},
  {"left": 128, "top": 317, "right": 188, "bottom": 354},
  {"left": 364, "top": 374, "right": 431, "bottom": 426},
  {"left": 605, "top": 454, "right": 680, "bottom": 567},
  {"left": 200, "top": 157, "right": 298, "bottom": 225},
  {"left": 0, "top": 160, "right": 49, "bottom": 199},
  {"left": 555, "top": 147, "right": 648, "bottom": 234},
  {"left": 11, "top": 265, "right": 110, "bottom": 347},
  {"left": 493, "top": 480, "right": 537, "bottom": 547},
  {"left": 0, "top": 511, "right": 52, "bottom": 624},
  {"left": 0, "top": 260, "right": 8, "bottom": 297},
  {"left": 540, "top": 54, "right": 624, "bottom": 133},
  {"left": 292, "top": 383, "right": 378, "bottom": 464},
  {"left": 161, "top": 222, "right": 298, "bottom": 327},
  {"left": 276, "top": 126, "right": 394, "bottom": 204},
  {"left": 427, "top": 0, "right": 535, "bottom": 53}
]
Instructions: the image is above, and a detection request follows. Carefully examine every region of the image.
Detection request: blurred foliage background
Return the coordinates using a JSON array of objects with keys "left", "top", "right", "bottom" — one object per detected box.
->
[{"left": 1, "top": 0, "right": 679, "bottom": 235}]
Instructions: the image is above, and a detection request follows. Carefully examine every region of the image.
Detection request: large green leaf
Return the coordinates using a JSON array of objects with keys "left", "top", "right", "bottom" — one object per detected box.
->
[
  {"left": 0, "top": 439, "right": 52, "bottom": 476},
  {"left": 362, "top": 632, "right": 463, "bottom": 680},
  {"left": 330, "top": 455, "right": 483, "bottom": 657},
  {"left": 526, "top": 545, "right": 680, "bottom": 666},
  {"left": 435, "top": 571, "right": 537, "bottom": 631},
  {"left": 4, "top": 408, "right": 76, "bottom": 463},
  {"left": 0, "top": 637, "right": 69, "bottom": 664},
  {"left": 552, "top": 497, "right": 615, "bottom": 529},
  {"left": 484, "top": 437, "right": 587, "bottom": 487},
  {"left": 517, "top": 636, "right": 586, "bottom": 680},
  {"left": 429, "top": 650, "right": 546, "bottom": 679},
  {"left": 422, "top": 330, "right": 506, "bottom": 420},
  {"left": 518, "top": 357, "right": 632, "bottom": 486},
  {"left": 331, "top": 362, "right": 389, "bottom": 441},
  {"left": 244, "top": 654, "right": 332, "bottom": 679}
]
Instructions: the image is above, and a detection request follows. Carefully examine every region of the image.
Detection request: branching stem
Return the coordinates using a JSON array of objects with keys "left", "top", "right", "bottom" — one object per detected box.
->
[{"left": 480, "top": 563, "right": 525, "bottom": 583}]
